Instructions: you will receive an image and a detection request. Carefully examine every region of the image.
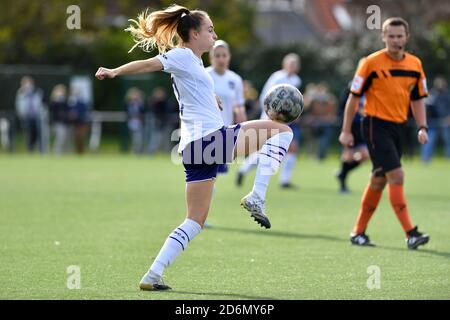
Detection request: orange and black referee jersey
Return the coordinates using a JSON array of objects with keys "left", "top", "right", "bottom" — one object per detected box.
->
[{"left": 350, "top": 49, "right": 428, "bottom": 123}]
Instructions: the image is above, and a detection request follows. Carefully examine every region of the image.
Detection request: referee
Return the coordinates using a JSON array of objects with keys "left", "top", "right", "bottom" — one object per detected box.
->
[{"left": 339, "top": 17, "right": 430, "bottom": 250}]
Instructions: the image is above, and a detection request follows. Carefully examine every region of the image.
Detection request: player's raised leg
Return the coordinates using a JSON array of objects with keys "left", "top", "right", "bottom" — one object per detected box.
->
[{"left": 234, "top": 119, "right": 293, "bottom": 229}]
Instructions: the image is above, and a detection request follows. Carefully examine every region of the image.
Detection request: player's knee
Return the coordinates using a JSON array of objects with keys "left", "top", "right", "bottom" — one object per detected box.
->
[
  {"left": 370, "top": 183, "right": 385, "bottom": 191},
  {"left": 370, "top": 176, "right": 387, "bottom": 191},
  {"left": 281, "top": 124, "right": 293, "bottom": 134},
  {"left": 361, "top": 150, "right": 370, "bottom": 161},
  {"left": 269, "top": 121, "right": 292, "bottom": 134},
  {"left": 341, "top": 150, "right": 352, "bottom": 162},
  {"left": 387, "top": 169, "right": 404, "bottom": 185}
]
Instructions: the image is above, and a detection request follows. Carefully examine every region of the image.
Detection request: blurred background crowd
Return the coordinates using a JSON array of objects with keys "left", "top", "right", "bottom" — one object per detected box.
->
[{"left": 0, "top": 0, "right": 449, "bottom": 163}]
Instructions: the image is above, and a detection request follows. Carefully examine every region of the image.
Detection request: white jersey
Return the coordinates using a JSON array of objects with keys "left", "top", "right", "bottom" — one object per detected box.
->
[
  {"left": 206, "top": 67, "right": 245, "bottom": 126},
  {"left": 157, "top": 47, "right": 224, "bottom": 152},
  {"left": 259, "top": 70, "right": 302, "bottom": 119}
]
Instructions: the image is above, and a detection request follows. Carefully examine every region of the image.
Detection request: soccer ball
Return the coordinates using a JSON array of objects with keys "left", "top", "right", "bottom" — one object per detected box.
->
[{"left": 263, "top": 84, "right": 304, "bottom": 124}]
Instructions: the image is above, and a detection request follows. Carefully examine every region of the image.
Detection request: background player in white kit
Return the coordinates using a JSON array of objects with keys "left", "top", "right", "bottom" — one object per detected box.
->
[
  {"left": 237, "top": 53, "right": 302, "bottom": 189},
  {"left": 95, "top": 4, "right": 294, "bottom": 290},
  {"left": 207, "top": 40, "right": 247, "bottom": 175}
]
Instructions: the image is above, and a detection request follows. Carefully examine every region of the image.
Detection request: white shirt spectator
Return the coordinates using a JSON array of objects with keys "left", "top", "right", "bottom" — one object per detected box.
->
[{"left": 206, "top": 67, "right": 245, "bottom": 126}]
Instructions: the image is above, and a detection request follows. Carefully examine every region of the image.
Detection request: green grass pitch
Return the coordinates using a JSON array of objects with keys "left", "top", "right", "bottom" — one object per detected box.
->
[{"left": 0, "top": 154, "right": 449, "bottom": 299}]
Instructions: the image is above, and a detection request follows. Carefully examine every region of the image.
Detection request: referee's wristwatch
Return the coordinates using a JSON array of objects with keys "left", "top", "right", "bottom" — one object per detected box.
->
[{"left": 417, "top": 125, "right": 429, "bottom": 134}]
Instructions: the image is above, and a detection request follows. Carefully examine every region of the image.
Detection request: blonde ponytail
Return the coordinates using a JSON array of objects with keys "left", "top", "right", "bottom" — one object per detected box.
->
[
  {"left": 126, "top": 4, "right": 200, "bottom": 54},
  {"left": 125, "top": 4, "right": 208, "bottom": 54}
]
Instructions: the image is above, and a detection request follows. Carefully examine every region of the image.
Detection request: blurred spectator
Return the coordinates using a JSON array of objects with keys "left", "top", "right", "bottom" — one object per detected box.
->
[
  {"left": 243, "top": 80, "right": 261, "bottom": 121},
  {"left": 0, "top": 111, "right": 15, "bottom": 152},
  {"left": 49, "top": 84, "right": 69, "bottom": 155},
  {"left": 126, "top": 88, "right": 145, "bottom": 154},
  {"left": 303, "top": 82, "right": 338, "bottom": 161},
  {"left": 15, "top": 76, "right": 45, "bottom": 153},
  {"left": 165, "top": 96, "right": 181, "bottom": 151},
  {"left": 421, "top": 76, "right": 450, "bottom": 162},
  {"left": 67, "top": 86, "right": 89, "bottom": 154},
  {"left": 145, "top": 87, "right": 168, "bottom": 154},
  {"left": 335, "top": 80, "right": 369, "bottom": 193}
]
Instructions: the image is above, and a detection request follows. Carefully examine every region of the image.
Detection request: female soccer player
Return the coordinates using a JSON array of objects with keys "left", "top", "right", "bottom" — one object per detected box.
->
[
  {"left": 95, "top": 4, "right": 293, "bottom": 290},
  {"left": 207, "top": 39, "right": 246, "bottom": 174}
]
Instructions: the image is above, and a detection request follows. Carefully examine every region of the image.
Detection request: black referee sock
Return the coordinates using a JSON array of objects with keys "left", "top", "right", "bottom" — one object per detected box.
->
[{"left": 339, "top": 161, "right": 361, "bottom": 180}]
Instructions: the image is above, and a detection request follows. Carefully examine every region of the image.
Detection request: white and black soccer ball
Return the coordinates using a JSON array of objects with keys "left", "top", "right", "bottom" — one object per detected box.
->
[{"left": 263, "top": 84, "right": 304, "bottom": 124}]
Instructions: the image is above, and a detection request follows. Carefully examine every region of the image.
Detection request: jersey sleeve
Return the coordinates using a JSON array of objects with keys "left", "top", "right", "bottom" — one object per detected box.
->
[
  {"left": 410, "top": 60, "right": 428, "bottom": 100},
  {"left": 156, "top": 48, "right": 188, "bottom": 77},
  {"left": 350, "top": 58, "right": 373, "bottom": 96}
]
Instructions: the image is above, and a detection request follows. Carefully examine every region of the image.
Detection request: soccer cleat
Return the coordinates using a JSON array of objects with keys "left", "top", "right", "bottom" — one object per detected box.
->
[
  {"left": 350, "top": 232, "right": 375, "bottom": 247},
  {"left": 406, "top": 226, "right": 430, "bottom": 250},
  {"left": 240, "top": 192, "right": 271, "bottom": 229},
  {"left": 236, "top": 172, "right": 244, "bottom": 187},
  {"left": 139, "top": 271, "right": 171, "bottom": 291},
  {"left": 280, "top": 182, "right": 299, "bottom": 190}
]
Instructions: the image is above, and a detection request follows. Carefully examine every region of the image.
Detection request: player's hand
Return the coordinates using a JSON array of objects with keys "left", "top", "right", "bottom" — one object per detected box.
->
[
  {"left": 95, "top": 67, "right": 116, "bottom": 80},
  {"left": 339, "top": 131, "right": 354, "bottom": 147},
  {"left": 418, "top": 128, "right": 428, "bottom": 144},
  {"left": 215, "top": 95, "right": 223, "bottom": 111}
]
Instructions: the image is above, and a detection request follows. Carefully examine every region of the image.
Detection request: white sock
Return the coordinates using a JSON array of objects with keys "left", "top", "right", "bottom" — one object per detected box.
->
[
  {"left": 149, "top": 218, "right": 201, "bottom": 277},
  {"left": 279, "top": 153, "right": 297, "bottom": 185},
  {"left": 239, "top": 152, "right": 259, "bottom": 174},
  {"left": 252, "top": 132, "right": 293, "bottom": 199}
]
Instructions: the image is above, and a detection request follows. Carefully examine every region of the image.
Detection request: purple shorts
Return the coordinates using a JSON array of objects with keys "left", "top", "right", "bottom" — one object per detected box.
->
[
  {"left": 182, "top": 124, "right": 241, "bottom": 183},
  {"left": 217, "top": 163, "right": 229, "bottom": 175}
]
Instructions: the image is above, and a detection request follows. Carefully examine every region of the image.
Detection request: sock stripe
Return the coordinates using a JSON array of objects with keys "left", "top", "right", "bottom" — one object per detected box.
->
[
  {"left": 266, "top": 143, "right": 287, "bottom": 153},
  {"left": 169, "top": 236, "right": 185, "bottom": 250},
  {"left": 177, "top": 228, "right": 190, "bottom": 242},
  {"left": 260, "top": 152, "right": 282, "bottom": 163},
  {"left": 270, "top": 149, "right": 285, "bottom": 157}
]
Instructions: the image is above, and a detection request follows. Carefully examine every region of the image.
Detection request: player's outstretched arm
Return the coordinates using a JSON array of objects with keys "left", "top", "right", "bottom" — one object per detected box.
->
[
  {"left": 95, "top": 57, "right": 163, "bottom": 80},
  {"left": 411, "top": 99, "right": 429, "bottom": 144},
  {"left": 339, "top": 93, "right": 360, "bottom": 147}
]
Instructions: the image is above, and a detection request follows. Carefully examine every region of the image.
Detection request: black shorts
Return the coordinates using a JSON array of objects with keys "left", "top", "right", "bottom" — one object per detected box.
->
[{"left": 362, "top": 116, "right": 406, "bottom": 177}]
